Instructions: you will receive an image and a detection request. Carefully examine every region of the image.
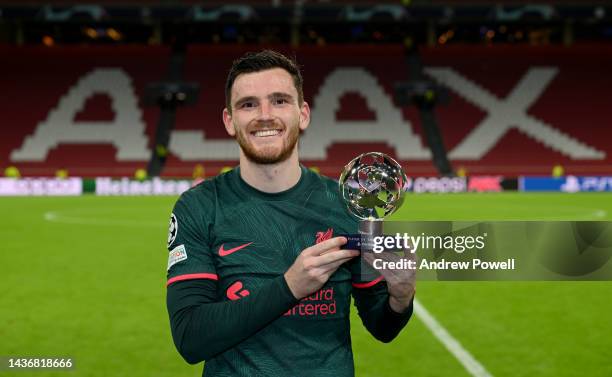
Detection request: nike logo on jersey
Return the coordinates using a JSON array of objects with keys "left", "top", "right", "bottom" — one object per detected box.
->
[{"left": 218, "top": 242, "right": 253, "bottom": 257}]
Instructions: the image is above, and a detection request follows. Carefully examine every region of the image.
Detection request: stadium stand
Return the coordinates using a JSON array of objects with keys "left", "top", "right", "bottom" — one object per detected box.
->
[{"left": 1, "top": 44, "right": 611, "bottom": 177}]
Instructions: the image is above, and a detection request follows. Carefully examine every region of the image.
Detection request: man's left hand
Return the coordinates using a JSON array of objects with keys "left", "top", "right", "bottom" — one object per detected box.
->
[{"left": 363, "top": 246, "right": 417, "bottom": 313}]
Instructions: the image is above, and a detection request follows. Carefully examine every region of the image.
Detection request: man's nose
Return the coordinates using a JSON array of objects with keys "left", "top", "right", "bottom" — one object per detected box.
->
[{"left": 257, "top": 100, "right": 274, "bottom": 121}]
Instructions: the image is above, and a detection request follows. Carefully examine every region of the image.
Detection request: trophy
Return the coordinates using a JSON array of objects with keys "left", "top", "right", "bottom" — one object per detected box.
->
[{"left": 339, "top": 152, "right": 408, "bottom": 249}]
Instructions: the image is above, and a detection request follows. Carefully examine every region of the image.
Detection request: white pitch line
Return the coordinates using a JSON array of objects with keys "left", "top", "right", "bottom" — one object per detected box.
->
[{"left": 414, "top": 298, "right": 493, "bottom": 377}]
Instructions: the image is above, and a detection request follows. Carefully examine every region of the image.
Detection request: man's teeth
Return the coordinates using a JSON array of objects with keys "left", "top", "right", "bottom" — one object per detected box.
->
[{"left": 253, "top": 129, "right": 281, "bottom": 137}]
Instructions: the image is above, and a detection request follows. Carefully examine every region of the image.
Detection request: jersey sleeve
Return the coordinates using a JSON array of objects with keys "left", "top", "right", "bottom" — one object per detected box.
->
[
  {"left": 166, "top": 190, "right": 217, "bottom": 286},
  {"left": 167, "top": 276, "right": 299, "bottom": 363},
  {"left": 351, "top": 280, "right": 413, "bottom": 343},
  {"left": 349, "top": 255, "right": 384, "bottom": 288}
]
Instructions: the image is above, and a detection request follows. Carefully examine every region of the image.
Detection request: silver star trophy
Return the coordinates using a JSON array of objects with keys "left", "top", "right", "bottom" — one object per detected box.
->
[{"left": 339, "top": 152, "right": 408, "bottom": 247}]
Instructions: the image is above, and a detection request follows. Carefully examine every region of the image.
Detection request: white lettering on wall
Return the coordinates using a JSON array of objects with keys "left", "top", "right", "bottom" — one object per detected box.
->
[
  {"left": 424, "top": 67, "right": 605, "bottom": 159},
  {"left": 11, "top": 68, "right": 150, "bottom": 161}
]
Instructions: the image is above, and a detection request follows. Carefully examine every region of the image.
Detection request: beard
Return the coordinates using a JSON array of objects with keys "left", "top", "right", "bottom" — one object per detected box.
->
[{"left": 235, "top": 120, "right": 300, "bottom": 165}]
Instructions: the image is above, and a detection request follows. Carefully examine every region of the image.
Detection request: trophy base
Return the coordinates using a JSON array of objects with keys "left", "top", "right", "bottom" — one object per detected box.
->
[
  {"left": 359, "top": 219, "right": 383, "bottom": 253},
  {"left": 359, "top": 219, "right": 383, "bottom": 237}
]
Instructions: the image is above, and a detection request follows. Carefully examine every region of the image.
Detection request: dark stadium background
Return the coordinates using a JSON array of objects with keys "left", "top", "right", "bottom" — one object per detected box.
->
[{"left": 1, "top": 0, "right": 611, "bottom": 182}]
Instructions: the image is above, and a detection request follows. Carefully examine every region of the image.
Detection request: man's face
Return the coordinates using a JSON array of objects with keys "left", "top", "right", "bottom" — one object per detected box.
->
[{"left": 223, "top": 68, "right": 310, "bottom": 164}]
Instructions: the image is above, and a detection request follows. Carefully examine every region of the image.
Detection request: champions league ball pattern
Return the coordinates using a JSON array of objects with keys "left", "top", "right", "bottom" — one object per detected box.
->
[{"left": 339, "top": 152, "right": 408, "bottom": 220}]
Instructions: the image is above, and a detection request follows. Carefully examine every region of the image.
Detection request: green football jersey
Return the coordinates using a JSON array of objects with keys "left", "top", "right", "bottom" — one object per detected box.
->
[{"left": 166, "top": 166, "right": 381, "bottom": 377}]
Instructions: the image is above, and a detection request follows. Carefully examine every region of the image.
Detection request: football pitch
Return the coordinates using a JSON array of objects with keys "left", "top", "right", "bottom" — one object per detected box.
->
[{"left": 2, "top": 193, "right": 612, "bottom": 377}]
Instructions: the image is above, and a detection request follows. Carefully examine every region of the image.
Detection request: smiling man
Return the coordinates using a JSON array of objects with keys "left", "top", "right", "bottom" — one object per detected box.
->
[{"left": 165, "top": 50, "right": 415, "bottom": 377}]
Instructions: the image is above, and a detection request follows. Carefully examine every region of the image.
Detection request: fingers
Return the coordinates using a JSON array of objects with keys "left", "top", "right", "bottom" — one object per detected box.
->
[
  {"left": 362, "top": 251, "right": 376, "bottom": 264},
  {"left": 301, "top": 236, "right": 359, "bottom": 267},
  {"left": 287, "top": 237, "right": 360, "bottom": 299},
  {"left": 306, "top": 236, "right": 347, "bottom": 256},
  {"left": 369, "top": 249, "right": 416, "bottom": 264},
  {"left": 315, "top": 249, "right": 360, "bottom": 267},
  {"left": 362, "top": 250, "right": 417, "bottom": 280},
  {"left": 403, "top": 247, "right": 417, "bottom": 260},
  {"left": 363, "top": 250, "right": 401, "bottom": 266},
  {"left": 319, "top": 255, "right": 358, "bottom": 274}
]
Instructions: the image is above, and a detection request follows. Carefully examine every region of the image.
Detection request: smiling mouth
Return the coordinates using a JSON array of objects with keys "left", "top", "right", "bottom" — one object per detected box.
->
[{"left": 251, "top": 129, "right": 283, "bottom": 137}]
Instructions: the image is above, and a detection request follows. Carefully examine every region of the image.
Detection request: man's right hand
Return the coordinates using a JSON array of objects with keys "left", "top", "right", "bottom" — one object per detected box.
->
[{"left": 284, "top": 237, "right": 360, "bottom": 300}]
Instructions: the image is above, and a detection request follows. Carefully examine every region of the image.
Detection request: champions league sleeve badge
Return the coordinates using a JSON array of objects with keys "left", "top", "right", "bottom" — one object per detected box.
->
[{"left": 168, "top": 213, "right": 178, "bottom": 248}]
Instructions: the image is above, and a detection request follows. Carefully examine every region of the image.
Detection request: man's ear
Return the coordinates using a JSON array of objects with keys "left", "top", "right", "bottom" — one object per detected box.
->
[
  {"left": 222, "top": 108, "right": 236, "bottom": 136},
  {"left": 299, "top": 101, "right": 311, "bottom": 132}
]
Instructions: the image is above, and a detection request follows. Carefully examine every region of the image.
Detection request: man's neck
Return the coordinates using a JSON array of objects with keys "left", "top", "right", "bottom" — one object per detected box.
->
[{"left": 239, "top": 149, "right": 302, "bottom": 193}]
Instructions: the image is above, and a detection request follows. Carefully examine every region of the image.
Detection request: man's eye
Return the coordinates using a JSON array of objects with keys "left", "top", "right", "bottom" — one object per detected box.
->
[
  {"left": 240, "top": 102, "right": 255, "bottom": 108},
  {"left": 274, "top": 98, "right": 288, "bottom": 105}
]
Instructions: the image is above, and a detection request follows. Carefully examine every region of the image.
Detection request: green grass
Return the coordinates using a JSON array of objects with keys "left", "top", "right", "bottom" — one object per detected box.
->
[{"left": 1, "top": 193, "right": 611, "bottom": 377}]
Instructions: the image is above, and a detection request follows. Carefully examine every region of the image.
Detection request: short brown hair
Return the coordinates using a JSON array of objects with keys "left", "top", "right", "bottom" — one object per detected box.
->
[{"left": 225, "top": 50, "right": 303, "bottom": 113}]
